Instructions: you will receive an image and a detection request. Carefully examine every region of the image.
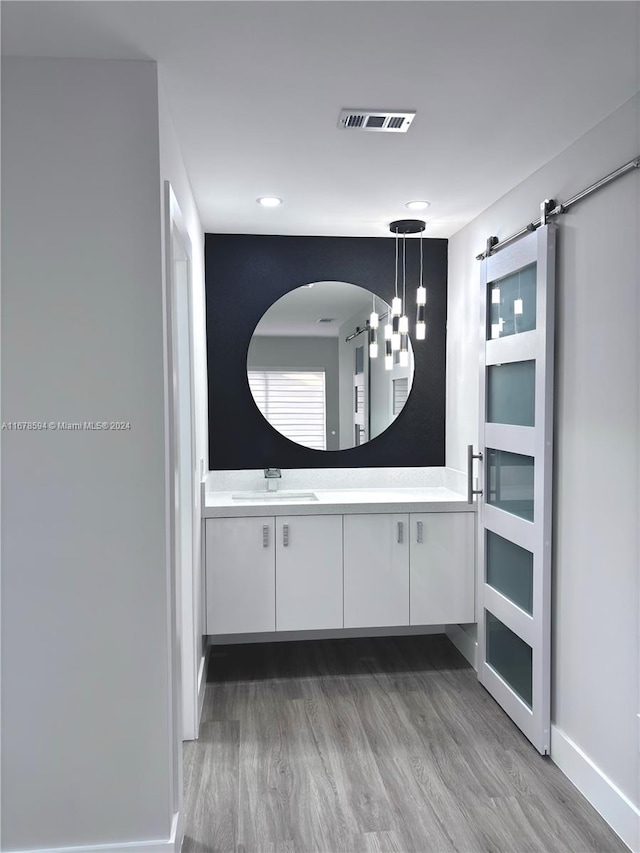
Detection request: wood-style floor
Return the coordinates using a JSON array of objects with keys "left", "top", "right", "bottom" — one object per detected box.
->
[{"left": 183, "top": 635, "right": 626, "bottom": 853}]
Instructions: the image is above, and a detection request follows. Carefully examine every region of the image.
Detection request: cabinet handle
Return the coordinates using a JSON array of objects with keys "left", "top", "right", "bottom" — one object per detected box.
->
[
  {"left": 262, "top": 525, "right": 269, "bottom": 548},
  {"left": 467, "top": 444, "right": 483, "bottom": 504},
  {"left": 416, "top": 521, "right": 423, "bottom": 544},
  {"left": 282, "top": 524, "right": 289, "bottom": 547},
  {"left": 397, "top": 521, "right": 404, "bottom": 544}
]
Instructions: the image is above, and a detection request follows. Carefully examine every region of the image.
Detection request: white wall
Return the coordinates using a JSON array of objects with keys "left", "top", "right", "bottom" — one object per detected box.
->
[
  {"left": 447, "top": 94, "right": 639, "bottom": 827},
  {"left": 158, "top": 73, "right": 207, "bottom": 479},
  {"left": 158, "top": 73, "right": 207, "bottom": 740},
  {"left": 1, "top": 58, "right": 175, "bottom": 850}
]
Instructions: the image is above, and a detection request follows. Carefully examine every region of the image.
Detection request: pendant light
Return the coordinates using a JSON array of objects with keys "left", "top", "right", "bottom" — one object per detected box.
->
[
  {"left": 366, "top": 219, "right": 427, "bottom": 362},
  {"left": 389, "top": 219, "right": 427, "bottom": 347},
  {"left": 391, "top": 229, "right": 401, "bottom": 351},
  {"left": 384, "top": 322, "right": 393, "bottom": 370},
  {"left": 369, "top": 294, "right": 379, "bottom": 359},
  {"left": 399, "top": 232, "right": 409, "bottom": 366},
  {"left": 416, "top": 229, "right": 426, "bottom": 340}
]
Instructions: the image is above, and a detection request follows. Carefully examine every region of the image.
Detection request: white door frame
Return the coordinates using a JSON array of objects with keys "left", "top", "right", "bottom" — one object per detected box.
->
[{"left": 165, "top": 182, "right": 199, "bottom": 743}]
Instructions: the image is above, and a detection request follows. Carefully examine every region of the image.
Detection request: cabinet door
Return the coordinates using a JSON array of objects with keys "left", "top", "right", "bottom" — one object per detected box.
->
[
  {"left": 205, "top": 517, "right": 275, "bottom": 634},
  {"left": 410, "top": 512, "right": 475, "bottom": 625},
  {"left": 344, "top": 514, "right": 409, "bottom": 628},
  {"left": 276, "top": 515, "right": 343, "bottom": 631}
]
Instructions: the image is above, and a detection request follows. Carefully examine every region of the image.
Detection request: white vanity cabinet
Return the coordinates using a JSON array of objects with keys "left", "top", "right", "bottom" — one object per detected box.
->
[
  {"left": 343, "top": 514, "right": 410, "bottom": 628},
  {"left": 275, "top": 515, "right": 343, "bottom": 631},
  {"left": 205, "top": 514, "right": 343, "bottom": 635},
  {"left": 410, "top": 512, "right": 475, "bottom": 625},
  {"left": 204, "top": 495, "right": 476, "bottom": 637},
  {"left": 205, "top": 516, "right": 275, "bottom": 634}
]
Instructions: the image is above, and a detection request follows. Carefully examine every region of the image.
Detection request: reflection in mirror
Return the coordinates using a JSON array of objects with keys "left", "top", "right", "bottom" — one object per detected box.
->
[{"left": 247, "top": 281, "right": 414, "bottom": 450}]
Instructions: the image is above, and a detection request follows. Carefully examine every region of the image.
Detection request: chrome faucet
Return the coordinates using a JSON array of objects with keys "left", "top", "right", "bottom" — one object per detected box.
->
[{"left": 264, "top": 467, "right": 281, "bottom": 491}]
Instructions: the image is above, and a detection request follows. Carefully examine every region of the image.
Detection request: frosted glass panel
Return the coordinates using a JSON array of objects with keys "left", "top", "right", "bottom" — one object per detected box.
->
[
  {"left": 486, "top": 449, "right": 534, "bottom": 521},
  {"left": 488, "top": 264, "right": 536, "bottom": 340},
  {"left": 486, "top": 531, "right": 533, "bottom": 614},
  {"left": 486, "top": 612, "right": 532, "bottom": 707},
  {"left": 487, "top": 361, "right": 535, "bottom": 426}
]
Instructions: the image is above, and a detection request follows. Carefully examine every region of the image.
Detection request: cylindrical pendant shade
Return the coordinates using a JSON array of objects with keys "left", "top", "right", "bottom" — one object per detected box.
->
[
  {"left": 400, "top": 332, "right": 409, "bottom": 366},
  {"left": 391, "top": 314, "right": 400, "bottom": 350},
  {"left": 369, "top": 325, "right": 378, "bottom": 358},
  {"left": 385, "top": 332, "right": 393, "bottom": 370}
]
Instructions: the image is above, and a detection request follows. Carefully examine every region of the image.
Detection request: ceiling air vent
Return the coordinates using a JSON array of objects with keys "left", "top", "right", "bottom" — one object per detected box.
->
[
  {"left": 316, "top": 318, "right": 336, "bottom": 324},
  {"left": 338, "top": 109, "right": 416, "bottom": 133}
]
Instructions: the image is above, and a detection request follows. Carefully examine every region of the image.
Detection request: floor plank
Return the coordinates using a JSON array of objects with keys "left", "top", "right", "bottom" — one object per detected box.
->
[
  {"left": 183, "top": 720, "right": 239, "bottom": 853},
  {"left": 184, "top": 635, "right": 627, "bottom": 853}
]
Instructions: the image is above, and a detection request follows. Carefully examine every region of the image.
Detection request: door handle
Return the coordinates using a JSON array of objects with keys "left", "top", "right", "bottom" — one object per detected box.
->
[
  {"left": 397, "top": 521, "right": 404, "bottom": 544},
  {"left": 467, "top": 444, "right": 483, "bottom": 504},
  {"left": 282, "top": 524, "right": 289, "bottom": 547},
  {"left": 416, "top": 521, "right": 423, "bottom": 544},
  {"left": 262, "top": 525, "right": 269, "bottom": 548}
]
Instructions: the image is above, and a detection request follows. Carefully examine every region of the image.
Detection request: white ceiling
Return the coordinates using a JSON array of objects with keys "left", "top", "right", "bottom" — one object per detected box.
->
[
  {"left": 254, "top": 280, "right": 376, "bottom": 337},
  {"left": 3, "top": 1, "right": 639, "bottom": 239}
]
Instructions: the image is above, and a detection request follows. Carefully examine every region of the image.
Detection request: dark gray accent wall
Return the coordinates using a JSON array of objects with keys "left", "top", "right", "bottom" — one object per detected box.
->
[{"left": 205, "top": 233, "right": 447, "bottom": 469}]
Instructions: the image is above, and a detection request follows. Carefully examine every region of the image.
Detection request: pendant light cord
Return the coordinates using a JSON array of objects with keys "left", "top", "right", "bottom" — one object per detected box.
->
[
  {"left": 402, "top": 232, "right": 406, "bottom": 307},
  {"left": 420, "top": 229, "right": 423, "bottom": 287},
  {"left": 394, "top": 230, "right": 399, "bottom": 298}
]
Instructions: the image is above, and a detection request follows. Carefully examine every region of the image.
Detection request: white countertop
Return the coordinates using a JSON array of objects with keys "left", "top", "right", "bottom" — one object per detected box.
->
[{"left": 202, "top": 486, "right": 474, "bottom": 517}]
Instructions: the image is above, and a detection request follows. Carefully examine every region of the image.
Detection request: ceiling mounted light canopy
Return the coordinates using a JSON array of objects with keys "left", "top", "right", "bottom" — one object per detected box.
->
[
  {"left": 256, "top": 196, "right": 283, "bottom": 207},
  {"left": 372, "top": 219, "right": 427, "bottom": 362}
]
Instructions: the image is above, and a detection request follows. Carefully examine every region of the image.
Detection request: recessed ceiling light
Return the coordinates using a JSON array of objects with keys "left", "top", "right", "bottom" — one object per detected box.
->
[
  {"left": 256, "top": 196, "right": 283, "bottom": 207},
  {"left": 405, "top": 200, "right": 431, "bottom": 211}
]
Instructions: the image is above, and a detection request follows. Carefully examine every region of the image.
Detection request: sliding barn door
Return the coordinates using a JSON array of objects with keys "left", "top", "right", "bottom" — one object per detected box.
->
[{"left": 477, "top": 225, "right": 556, "bottom": 754}]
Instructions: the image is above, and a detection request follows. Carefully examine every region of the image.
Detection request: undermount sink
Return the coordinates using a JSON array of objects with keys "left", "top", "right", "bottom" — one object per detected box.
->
[{"left": 231, "top": 490, "right": 318, "bottom": 502}]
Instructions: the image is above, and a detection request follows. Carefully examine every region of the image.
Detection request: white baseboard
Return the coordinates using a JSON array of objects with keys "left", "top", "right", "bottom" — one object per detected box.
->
[
  {"left": 209, "top": 625, "right": 445, "bottom": 645},
  {"left": 445, "top": 624, "right": 478, "bottom": 669},
  {"left": 551, "top": 725, "right": 640, "bottom": 852},
  {"left": 4, "top": 813, "right": 184, "bottom": 853}
]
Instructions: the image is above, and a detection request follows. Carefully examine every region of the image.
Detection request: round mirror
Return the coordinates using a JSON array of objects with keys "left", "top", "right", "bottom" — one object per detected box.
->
[{"left": 247, "top": 281, "right": 414, "bottom": 450}]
